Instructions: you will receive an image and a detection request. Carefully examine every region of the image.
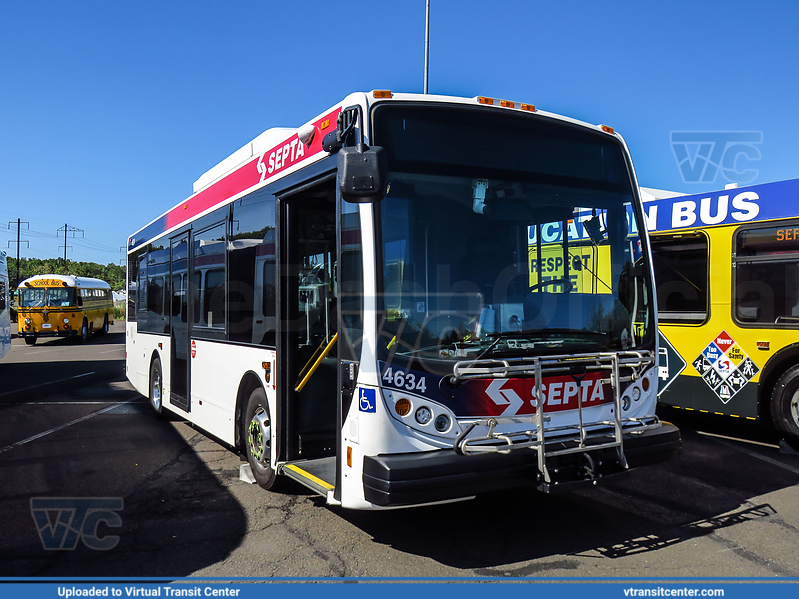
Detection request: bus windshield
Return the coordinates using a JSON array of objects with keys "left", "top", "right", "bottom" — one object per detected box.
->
[
  {"left": 19, "top": 287, "right": 76, "bottom": 308},
  {"left": 374, "top": 104, "right": 653, "bottom": 370}
]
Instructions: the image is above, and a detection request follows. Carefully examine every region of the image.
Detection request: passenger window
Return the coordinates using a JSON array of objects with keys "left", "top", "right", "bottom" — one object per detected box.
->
[
  {"left": 734, "top": 223, "right": 799, "bottom": 327},
  {"left": 651, "top": 233, "right": 708, "bottom": 324}
]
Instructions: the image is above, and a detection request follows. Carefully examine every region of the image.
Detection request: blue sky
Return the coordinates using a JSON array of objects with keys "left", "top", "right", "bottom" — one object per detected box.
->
[{"left": 1, "top": 0, "right": 798, "bottom": 266}]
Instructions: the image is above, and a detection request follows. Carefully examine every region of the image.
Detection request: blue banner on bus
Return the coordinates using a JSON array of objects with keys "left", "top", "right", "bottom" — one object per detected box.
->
[{"left": 644, "top": 178, "right": 799, "bottom": 233}]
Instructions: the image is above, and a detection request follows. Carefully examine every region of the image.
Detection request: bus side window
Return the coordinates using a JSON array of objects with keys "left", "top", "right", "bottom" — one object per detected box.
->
[
  {"left": 229, "top": 189, "right": 276, "bottom": 346},
  {"left": 193, "top": 221, "right": 227, "bottom": 335},
  {"left": 734, "top": 223, "right": 799, "bottom": 326},
  {"left": 651, "top": 234, "right": 708, "bottom": 324}
]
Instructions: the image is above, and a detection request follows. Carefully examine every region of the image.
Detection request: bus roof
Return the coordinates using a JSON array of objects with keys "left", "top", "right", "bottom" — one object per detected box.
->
[
  {"left": 644, "top": 178, "right": 799, "bottom": 234},
  {"left": 127, "top": 91, "right": 628, "bottom": 252},
  {"left": 18, "top": 274, "right": 112, "bottom": 290}
]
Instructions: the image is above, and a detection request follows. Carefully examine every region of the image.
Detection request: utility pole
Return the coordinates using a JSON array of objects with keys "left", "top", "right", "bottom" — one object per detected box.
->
[
  {"left": 7, "top": 219, "right": 29, "bottom": 287},
  {"left": 57, "top": 223, "right": 84, "bottom": 273},
  {"left": 424, "top": 0, "right": 430, "bottom": 94}
]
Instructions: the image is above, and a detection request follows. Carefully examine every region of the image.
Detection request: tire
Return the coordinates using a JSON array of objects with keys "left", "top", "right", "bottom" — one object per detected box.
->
[
  {"left": 149, "top": 356, "right": 165, "bottom": 419},
  {"left": 771, "top": 365, "right": 799, "bottom": 442},
  {"left": 98, "top": 314, "right": 109, "bottom": 335},
  {"left": 79, "top": 319, "right": 89, "bottom": 344},
  {"left": 243, "top": 387, "right": 281, "bottom": 490},
  {"left": 24, "top": 336, "right": 36, "bottom": 346}
]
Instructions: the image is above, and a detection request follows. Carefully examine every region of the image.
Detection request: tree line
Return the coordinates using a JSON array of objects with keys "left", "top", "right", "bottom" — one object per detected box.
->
[{"left": 7, "top": 258, "right": 126, "bottom": 291}]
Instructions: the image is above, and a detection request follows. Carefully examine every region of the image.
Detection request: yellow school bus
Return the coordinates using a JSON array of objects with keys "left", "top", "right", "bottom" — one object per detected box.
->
[
  {"left": 647, "top": 178, "right": 799, "bottom": 444},
  {"left": 17, "top": 274, "right": 114, "bottom": 345}
]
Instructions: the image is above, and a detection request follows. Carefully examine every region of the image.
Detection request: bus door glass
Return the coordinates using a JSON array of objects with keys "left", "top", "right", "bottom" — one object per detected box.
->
[
  {"left": 281, "top": 184, "right": 338, "bottom": 461},
  {"left": 170, "top": 233, "right": 190, "bottom": 410}
]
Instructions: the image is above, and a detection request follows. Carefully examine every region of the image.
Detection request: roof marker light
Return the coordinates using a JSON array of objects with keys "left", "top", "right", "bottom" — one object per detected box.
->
[
  {"left": 477, "top": 96, "right": 494, "bottom": 105},
  {"left": 373, "top": 90, "right": 393, "bottom": 98},
  {"left": 500, "top": 100, "right": 515, "bottom": 108},
  {"left": 601, "top": 125, "right": 615, "bottom": 134},
  {"left": 521, "top": 103, "right": 536, "bottom": 112}
]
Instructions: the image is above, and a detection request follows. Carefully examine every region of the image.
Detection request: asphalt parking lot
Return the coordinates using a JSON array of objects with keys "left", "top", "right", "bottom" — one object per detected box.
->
[{"left": 1, "top": 324, "right": 798, "bottom": 579}]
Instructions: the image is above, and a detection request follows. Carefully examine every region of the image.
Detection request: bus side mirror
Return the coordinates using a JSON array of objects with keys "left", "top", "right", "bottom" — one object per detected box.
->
[{"left": 338, "top": 144, "right": 387, "bottom": 203}]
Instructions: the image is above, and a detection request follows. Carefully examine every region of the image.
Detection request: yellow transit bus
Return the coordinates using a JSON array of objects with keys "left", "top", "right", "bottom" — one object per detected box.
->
[
  {"left": 17, "top": 274, "right": 114, "bottom": 345},
  {"left": 647, "top": 178, "right": 799, "bottom": 445}
]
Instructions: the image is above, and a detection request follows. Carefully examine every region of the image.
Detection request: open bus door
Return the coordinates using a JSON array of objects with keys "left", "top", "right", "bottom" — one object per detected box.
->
[{"left": 276, "top": 177, "right": 341, "bottom": 497}]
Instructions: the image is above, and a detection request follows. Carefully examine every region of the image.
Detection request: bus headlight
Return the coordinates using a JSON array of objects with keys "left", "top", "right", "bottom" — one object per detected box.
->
[
  {"left": 63, "top": 318, "right": 70, "bottom": 324},
  {"left": 415, "top": 406, "right": 432, "bottom": 425},
  {"left": 622, "top": 395, "right": 631, "bottom": 411},
  {"left": 434, "top": 414, "right": 450, "bottom": 432},
  {"left": 632, "top": 387, "right": 641, "bottom": 401},
  {"left": 25, "top": 318, "right": 30, "bottom": 324}
]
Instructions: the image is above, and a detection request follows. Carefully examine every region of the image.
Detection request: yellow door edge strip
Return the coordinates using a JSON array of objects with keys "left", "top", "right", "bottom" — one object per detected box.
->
[{"left": 283, "top": 464, "right": 335, "bottom": 491}]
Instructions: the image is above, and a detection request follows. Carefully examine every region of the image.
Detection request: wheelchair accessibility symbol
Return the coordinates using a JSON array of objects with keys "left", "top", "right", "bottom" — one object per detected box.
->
[{"left": 359, "top": 388, "right": 376, "bottom": 413}]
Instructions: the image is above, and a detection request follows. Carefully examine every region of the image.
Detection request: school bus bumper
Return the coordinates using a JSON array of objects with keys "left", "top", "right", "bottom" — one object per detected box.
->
[{"left": 362, "top": 422, "right": 680, "bottom": 507}]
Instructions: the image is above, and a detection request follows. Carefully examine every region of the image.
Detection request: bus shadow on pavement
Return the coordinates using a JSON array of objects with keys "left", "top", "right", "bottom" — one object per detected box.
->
[
  {"left": 339, "top": 428, "right": 799, "bottom": 572},
  {"left": 0, "top": 379, "right": 248, "bottom": 577}
]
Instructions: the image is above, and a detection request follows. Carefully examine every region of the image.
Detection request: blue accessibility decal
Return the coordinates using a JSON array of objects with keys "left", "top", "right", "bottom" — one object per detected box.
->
[{"left": 358, "top": 388, "right": 376, "bottom": 413}]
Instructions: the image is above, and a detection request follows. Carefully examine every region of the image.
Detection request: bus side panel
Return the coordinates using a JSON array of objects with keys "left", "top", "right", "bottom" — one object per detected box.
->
[
  {"left": 126, "top": 323, "right": 169, "bottom": 400},
  {"left": 189, "top": 340, "right": 274, "bottom": 447},
  {"left": 659, "top": 373, "right": 758, "bottom": 419}
]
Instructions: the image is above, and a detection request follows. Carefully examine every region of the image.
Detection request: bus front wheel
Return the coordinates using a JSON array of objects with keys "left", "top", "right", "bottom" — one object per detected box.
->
[
  {"left": 244, "top": 387, "right": 280, "bottom": 490},
  {"left": 24, "top": 336, "right": 36, "bottom": 346},
  {"left": 771, "top": 365, "right": 799, "bottom": 443},
  {"left": 79, "top": 319, "right": 89, "bottom": 344},
  {"left": 149, "top": 357, "right": 165, "bottom": 419}
]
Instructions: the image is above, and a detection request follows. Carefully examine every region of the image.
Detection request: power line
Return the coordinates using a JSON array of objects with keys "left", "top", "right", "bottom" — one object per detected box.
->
[
  {"left": 7, "top": 219, "right": 30, "bottom": 286},
  {"left": 57, "top": 223, "right": 84, "bottom": 271}
]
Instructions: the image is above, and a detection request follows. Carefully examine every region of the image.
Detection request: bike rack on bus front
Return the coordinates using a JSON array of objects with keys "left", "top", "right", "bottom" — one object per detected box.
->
[{"left": 451, "top": 352, "right": 660, "bottom": 487}]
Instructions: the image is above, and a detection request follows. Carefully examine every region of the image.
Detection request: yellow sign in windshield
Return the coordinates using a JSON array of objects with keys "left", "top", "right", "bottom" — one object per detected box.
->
[{"left": 528, "top": 244, "right": 612, "bottom": 294}]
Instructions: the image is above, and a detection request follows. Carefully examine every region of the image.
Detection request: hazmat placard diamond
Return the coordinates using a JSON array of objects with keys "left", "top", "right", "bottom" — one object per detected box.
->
[{"left": 693, "top": 330, "right": 759, "bottom": 404}]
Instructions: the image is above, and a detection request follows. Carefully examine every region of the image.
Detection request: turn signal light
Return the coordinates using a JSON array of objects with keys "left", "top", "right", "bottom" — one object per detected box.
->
[
  {"left": 373, "top": 90, "right": 393, "bottom": 98},
  {"left": 395, "top": 398, "right": 411, "bottom": 416}
]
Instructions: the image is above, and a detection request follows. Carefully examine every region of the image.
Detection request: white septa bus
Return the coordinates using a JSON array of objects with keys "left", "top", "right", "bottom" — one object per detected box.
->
[
  {"left": 0, "top": 252, "right": 10, "bottom": 359},
  {"left": 126, "top": 91, "right": 680, "bottom": 509}
]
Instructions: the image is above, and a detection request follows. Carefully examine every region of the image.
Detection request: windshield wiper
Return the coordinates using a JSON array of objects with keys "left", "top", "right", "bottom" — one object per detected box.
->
[{"left": 477, "top": 329, "right": 608, "bottom": 358}]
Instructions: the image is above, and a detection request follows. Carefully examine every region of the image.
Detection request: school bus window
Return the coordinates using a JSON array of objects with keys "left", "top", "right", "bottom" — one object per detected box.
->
[
  {"left": 734, "top": 224, "right": 799, "bottom": 326},
  {"left": 651, "top": 234, "right": 708, "bottom": 324}
]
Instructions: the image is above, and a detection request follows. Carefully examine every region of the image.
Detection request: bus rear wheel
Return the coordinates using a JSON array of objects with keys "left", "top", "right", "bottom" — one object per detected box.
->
[
  {"left": 243, "top": 387, "right": 281, "bottom": 490},
  {"left": 149, "top": 356, "right": 165, "bottom": 419},
  {"left": 771, "top": 365, "right": 799, "bottom": 444}
]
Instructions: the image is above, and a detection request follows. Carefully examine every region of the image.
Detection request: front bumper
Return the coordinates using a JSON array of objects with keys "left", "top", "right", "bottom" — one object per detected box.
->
[
  {"left": 362, "top": 422, "right": 680, "bottom": 507},
  {"left": 19, "top": 328, "right": 78, "bottom": 339}
]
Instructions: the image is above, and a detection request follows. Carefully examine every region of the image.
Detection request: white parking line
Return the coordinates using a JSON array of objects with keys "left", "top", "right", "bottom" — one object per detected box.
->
[
  {"left": 0, "top": 400, "right": 135, "bottom": 455},
  {"left": 26, "top": 401, "right": 147, "bottom": 405},
  {"left": 0, "top": 372, "right": 96, "bottom": 398}
]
